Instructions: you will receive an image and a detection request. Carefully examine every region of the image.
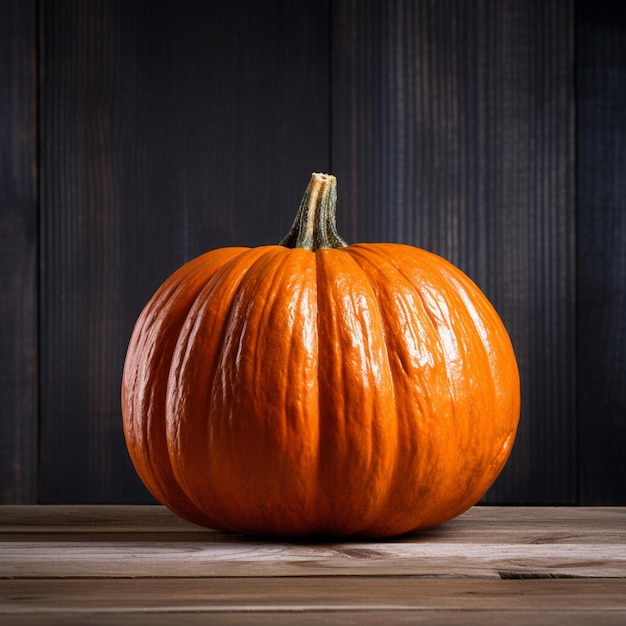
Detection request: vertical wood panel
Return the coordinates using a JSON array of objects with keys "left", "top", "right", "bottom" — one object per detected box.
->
[
  {"left": 332, "top": 0, "right": 576, "bottom": 503},
  {"left": 39, "top": 0, "right": 329, "bottom": 502},
  {"left": 0, "top": 0, "right": 617, "bottom": 506},
  {"left": 577, "top": 0, "right": 626, "bottom": 504},
  {"left": 0, "top": 0, "right": 38, "bottom": 503}
]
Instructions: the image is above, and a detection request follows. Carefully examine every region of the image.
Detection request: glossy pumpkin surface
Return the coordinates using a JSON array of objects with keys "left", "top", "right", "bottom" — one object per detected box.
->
[{"left": 122, "top": 173, "right": 520, "bottom": 538}]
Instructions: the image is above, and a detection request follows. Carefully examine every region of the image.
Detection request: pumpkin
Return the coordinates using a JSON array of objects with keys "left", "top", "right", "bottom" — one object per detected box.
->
[{"left": 122, "top": 173, "right": 520, "bottom": 538}]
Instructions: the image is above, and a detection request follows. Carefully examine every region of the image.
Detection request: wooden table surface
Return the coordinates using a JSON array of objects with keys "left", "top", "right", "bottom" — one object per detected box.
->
[{"left": 0, "top": 505, "right": 624, "bottom": 624}]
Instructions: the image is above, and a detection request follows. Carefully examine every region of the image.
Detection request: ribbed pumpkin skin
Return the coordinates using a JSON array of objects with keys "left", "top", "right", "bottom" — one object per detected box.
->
[{"left": 122, "top": 241, "right": 520, "bottom": 538}]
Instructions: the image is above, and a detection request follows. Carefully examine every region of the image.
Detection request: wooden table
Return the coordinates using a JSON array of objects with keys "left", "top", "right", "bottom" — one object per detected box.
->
[{"left": 0, "top": 506, "right": 624, "bottom": 624}]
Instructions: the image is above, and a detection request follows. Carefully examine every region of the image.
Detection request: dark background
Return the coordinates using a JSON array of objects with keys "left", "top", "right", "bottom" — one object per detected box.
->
[{"left": 1, "top": 0, "right": 624, "bottom": 505}]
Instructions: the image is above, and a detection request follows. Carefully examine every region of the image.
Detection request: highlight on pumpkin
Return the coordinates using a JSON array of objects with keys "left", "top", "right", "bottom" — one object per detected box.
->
[{"left": 121, "top": 173, "right": 520, "bottom": 538}]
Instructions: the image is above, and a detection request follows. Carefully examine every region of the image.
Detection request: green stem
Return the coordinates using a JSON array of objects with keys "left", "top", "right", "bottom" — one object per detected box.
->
[{"left": 279, "top": 173, "right": 348, "bottom": 251}]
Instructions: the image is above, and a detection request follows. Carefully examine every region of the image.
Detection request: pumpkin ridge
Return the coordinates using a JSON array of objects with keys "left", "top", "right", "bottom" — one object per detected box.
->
[
  {"left": 251, "top": 247, "right": 321, "bottom": 534},
  {"left": 407, "top": 266, "right": 497, "bottom": 516},
  {"left": 348, "top": 245, "right": 455, "bottom": 361},
  {"left": 350, "top": 246, "right": 472, "bottom": 397},
  {"left": 345, "top": 243, "right": 517, "bottom": 528},
  {"left": 167, "top": 248, "right": 264, "bottom": 528},
  {"left": 247, "top": 248, "right": 297, "bottom": 410},
  {"left": 312, "top": 250, "right": 326, "bottom": 530},
  {"left": 421, "top": 259, "right": 520, "bottom": 498},
  {"left": 345, "top": 245, "right": 472, "bottom": 532},
  {"left": 338, "top": 246, "right": 417, "bottom": 535},
  {"left": 342, "top": 245, "right": 440, "bottom": 533},
  {"left": 169, "top": 246, "right": 273, "bottom": 413},
  {"left": 143, "top": 253, "right": 241, "bottom": 518},
  {"left": 315, "top": 248, "right": 398, "bottom": 536},
  {"left": 123, "top": 264, "right": 203, "bottom": 519},
  {"left": 348, "top": 247, "right": 461, "bottom": 442},
  {"left": 209, "top": 246, "right": 288, "bottom": 532},
  {"left": 165, "top": 246, "right": 277, "bottom": 530},
  {"left": 123, "top": 247, "right": 249, "bottom": 527},
  {"left": 202, "top": 245, "right": 316, "bottom": 534}
]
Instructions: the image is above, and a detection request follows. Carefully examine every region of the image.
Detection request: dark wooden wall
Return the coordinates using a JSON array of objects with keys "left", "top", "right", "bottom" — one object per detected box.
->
[
  {"left": 1, "top": 0, "right": 624, "bottom": 505},
  {"left": 577, "top": 0, "right": 626, "bottom": 504}
]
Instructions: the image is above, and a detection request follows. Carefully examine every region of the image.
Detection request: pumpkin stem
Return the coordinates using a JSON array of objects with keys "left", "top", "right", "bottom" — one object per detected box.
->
[{"left": 279, "top": 173, "right": 348, "bottom": 251}]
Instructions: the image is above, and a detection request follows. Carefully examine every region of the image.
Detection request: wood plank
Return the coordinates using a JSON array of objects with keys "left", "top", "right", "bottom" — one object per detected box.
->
[
  {"left": 5, "top": 610, "right": 626, "bottom": 626},
  {"left": 0, "top": 0, "right": 38, "bottom": 503},
  {"left": 331, "top": 0, "right": 576, "bottom": 504},
  {"left": 2, "top": 537, "right": 623, "bottom": 579},
  {"left": 2, "top": 505, "right": 625, "bottom": 542},
  {"left": 0, "top": 505, "right": 195, "bottom": 532},
  {"left": 1, "top": 507, "right": 624, "bottom": 579},
  {"left": 38, "top": 0, "right": 330, "bottom": 503},
  {"left": 1, "top": 507, "right": 623, "bottom": 623},
  {"left": 576, "top": 1, "right": 626, "bottom": 504},
  {"left": 1, "top": 578, "right": 625, "bottom": 615}
]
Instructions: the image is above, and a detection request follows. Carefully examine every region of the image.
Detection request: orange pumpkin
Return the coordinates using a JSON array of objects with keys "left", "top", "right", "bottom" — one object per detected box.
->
[{"left": 122, "top": 173, "right": 520, "bottom": 538}]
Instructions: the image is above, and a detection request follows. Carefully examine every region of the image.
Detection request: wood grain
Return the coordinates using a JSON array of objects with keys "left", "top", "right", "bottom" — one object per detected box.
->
[
  {"left": 3, "top": 539, "right": 624, "bottom": 579},
  {"left": 2, "top": 578, "right": 626, "bottom": 610},
  {"left": 0, "top": 505, "right": 623, "bottom": 624},
  {"left": 1, "top": 506, "right": 624, "bottom": 579},
  {"left": 4, "top": 611, "right": 626, "bottom": 626},
  {"left": 331, "top": 0, "right": 576, "bottom": 504},
  {"left": 0, "top": 0, "right": 38, "bottom": 503},
  {"left": 2, "top": 505, "right": 625, "bottom": 541},
  {"left": 576, "top": 0, "right": 626, "bottom": 505}
]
